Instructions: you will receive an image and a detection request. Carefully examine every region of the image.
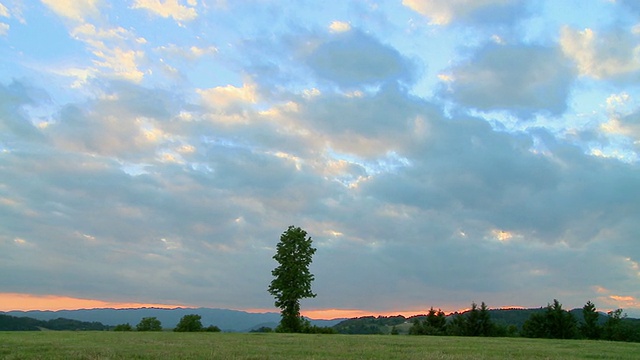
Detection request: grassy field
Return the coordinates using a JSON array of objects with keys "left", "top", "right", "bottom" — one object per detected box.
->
[{"left": 1, "top": 332, "right": 639, "bottom": 359}]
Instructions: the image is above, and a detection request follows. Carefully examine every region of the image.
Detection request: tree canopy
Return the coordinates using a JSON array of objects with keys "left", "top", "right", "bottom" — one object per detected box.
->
[
  {"left": 136, "top": 317, "right": 162, "bottom": 331},
  {"left": 174, "top": 314, "right": 203, "bottom": 332},
  {"left": 268, "top": 225, "right": 317, "bottom": 333}
]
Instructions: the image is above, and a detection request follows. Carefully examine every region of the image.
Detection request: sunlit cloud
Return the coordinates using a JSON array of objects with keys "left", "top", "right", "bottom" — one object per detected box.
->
[
  {"left": 560, "top": 26, "right": 640, "bottom": 79},
  {"left": 41, "top": 0, "right": 100, "bottom": 22},
  {"left": 0, "top": 3, "right": 9, "bottom": 18},
  {"left": 132, "top": 0, "right": 198, "bottom": 22},
  {"left": 329, "top": 21, "right": 351, "bottom": 33},
  {"left": 402, "top": 0, "right": 516, "bottom": 25}
]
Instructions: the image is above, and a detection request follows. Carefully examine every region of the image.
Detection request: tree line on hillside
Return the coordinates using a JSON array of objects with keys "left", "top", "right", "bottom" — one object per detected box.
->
[
  {"left": 332, "top": 300, "right": 640, "bottom": 342},
  {"left": 0, "top": 314, "right": 109, "bottom": 331}
]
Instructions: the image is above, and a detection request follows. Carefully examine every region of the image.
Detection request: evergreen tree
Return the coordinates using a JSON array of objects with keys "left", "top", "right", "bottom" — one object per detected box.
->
[
  {"left": 465, "top": 302, "right": 482, "bottom": 336},
  {"left": 426, "top": 307, "right": 447, "bottom": 334},
  {"left": 268, "top": 226, "right": 317, "bottom": 333},
  {"left": 522, "top": 300, "right": 577, "bottom": 339},
  {"left": 548, "top": 299, "right": 577, "bottom": 339},
  {"left": 478, "top": 302, "right": 494, "bottom": 336},
  {"left": 580, "top": 301, "right": 600, "bottom": 340}
]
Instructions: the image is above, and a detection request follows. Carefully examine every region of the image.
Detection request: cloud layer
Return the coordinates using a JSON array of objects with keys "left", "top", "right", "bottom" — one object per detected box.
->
[{"left": 0, "top": 0, "right": 639, "bottom": 316}]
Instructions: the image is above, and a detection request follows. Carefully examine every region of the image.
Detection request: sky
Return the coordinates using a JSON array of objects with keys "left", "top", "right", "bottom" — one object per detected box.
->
[{"left": 0, "top": 0, "right": 639, "bottom": 319}]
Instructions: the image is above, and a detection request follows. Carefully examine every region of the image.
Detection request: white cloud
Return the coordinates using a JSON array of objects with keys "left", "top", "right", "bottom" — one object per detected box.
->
[
  {"left": 71, "top": 23, "right": 129, "bottom": 41},
  {"left": 197, "top": 83, "right": 258, "bottom": 110},
  {"left": 40, "top": 0, "right": 100, "bottom": 22},
  {"left": 70, "top": 24, "right": 146, "bottom": 82},
  {"left": 329, "top": 21, "right": 351, "bottom": 33},
  {"left": 156, "top": 44, "right": 218, "bottom": 61},
  {"left": 0, "top": 22, "right": 8, "bottom": 36},
  {"left": 560, "top": 26, "right": 640, "bottom": 80},
  {"left": 0, "top": 3, "right": 9, "bottom": 18},
  {"left": 50, "top": 67, "right": 96, "bottom": 88},
  {"left": 132, "top": 0, "right": 198, "bottom": 22},
  {"left": 92, "top": 48, "right": 145, "bottom": 82},
  {"left": 402, "top": 0, "right": 517, "bottom": 25}
]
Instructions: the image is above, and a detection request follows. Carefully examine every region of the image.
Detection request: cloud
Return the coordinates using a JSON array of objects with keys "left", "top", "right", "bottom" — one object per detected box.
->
[
  {"left": 70, "top": 23, "right": 147, "bottom": 82},
  {"left": 295, "top": 83, "right": 427, "bottom": 157},
  {"left": 132, "top": 0, "right": 198, "bottom": 22},
  {"left": 2, "top": 74, "right": 640, "bottom": 315},
  {"left": 47, "top": 82, "right": 177, "bottom": 159},
  {"left": 156, "top": 44, "right": 218, "bottom": 61},
  {"left": 329, "top": 21, "right": 351, "bottom": 33},
  {"left": 560, "top": 26, "right": 640, "bottom": 81},
  {"left": 304, "top": 30, "right": 417, "bottom": 88},
  {"left": 40, "top": 0, "right": 100, "bottom": 22},
  {"left": 92, "top": 48, "right": 146, "bottom": 82},
  {"left": 0, "top": 3, "right": 9, "bottom": 18},
  {"left": 197, "top": 82, "right": 258, "bottom": 112},
  {"left": 2, "top": 2, "right": 640, "bottom": 317},
  {"left": 402, "top": 0, "right": 525, "bottom": 26},
  {"left": 440, "top": 44, "right": 576, "bottom": 117},
  {"left": 0, "top": 81, "right": 47, "bottom": 144}
]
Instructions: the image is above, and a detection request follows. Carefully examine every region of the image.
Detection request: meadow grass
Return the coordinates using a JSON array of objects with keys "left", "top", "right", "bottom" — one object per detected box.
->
[{"left": 1, "top": 331, "right": 639, "bottom": 359}]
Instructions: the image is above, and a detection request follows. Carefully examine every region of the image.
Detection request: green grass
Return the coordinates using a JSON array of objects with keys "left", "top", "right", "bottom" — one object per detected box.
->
[{"left": 1, "top": 332, "right": 639, "bottom": 359}]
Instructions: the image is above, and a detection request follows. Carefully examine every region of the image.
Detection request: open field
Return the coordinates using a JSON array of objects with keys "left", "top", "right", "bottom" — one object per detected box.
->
[{"left": 1, "top": 332, "right": 639, "bottom": 360}]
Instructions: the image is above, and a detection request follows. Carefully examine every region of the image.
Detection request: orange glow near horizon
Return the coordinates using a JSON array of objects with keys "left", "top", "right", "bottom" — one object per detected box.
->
[
  {"left": 301, "top": 308, "right": 431, "bottom": 319},
  {"left": 1, "top": 293, "right": 532, "bottom": 319},
  {"left": 0, "top": 293, "right": 188, "bottom": 312}
]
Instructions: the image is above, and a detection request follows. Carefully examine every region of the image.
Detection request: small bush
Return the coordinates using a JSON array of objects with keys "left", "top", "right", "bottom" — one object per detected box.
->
[
  {"left": 113, "top": 323, "right": 133, "bottom": 331},
  {"left": 204, "top": 325, "right": 221, "bottom": 332}
]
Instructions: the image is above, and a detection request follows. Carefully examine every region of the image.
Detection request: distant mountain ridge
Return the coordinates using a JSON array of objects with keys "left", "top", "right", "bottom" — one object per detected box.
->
[
  {"left": 2, "top": 308, "right": 343, "bottom": 332},
  {"left": 0, "top": 314, "right": 110, "bottom": 331}
]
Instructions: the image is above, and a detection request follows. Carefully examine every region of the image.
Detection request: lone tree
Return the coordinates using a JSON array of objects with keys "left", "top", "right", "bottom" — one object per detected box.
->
[
  {"left": 136, "top": 317, "right": 162, "bottom": 331},
  {"left": 268, "top": 225, "right": 317, "bottom": 333},
  {"left": 174, "top": 314, "right": 203, "bottom": 332}
]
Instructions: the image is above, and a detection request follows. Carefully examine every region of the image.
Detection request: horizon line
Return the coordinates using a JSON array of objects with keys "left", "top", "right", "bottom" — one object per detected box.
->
[{"left": 0, "top": 293, "right": 535, "bottom": 319}]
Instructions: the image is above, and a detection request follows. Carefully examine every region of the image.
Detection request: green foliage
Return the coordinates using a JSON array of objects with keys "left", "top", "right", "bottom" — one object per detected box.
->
[
  {"left": 602, "top": 309, "right": 624, "bottom": 341},
  {"left": 301, "top": 319, "right": 337, "bottom": 334},
  {"left": 601, "top": 309, "right": 640, "bottom": 342},
  {"left": 250, "top": 326, "right": 273, "bottom": 333},
  {"left": 268, "top": 225, "right": 317, "bottom": 333},
  {"left": 136, "top": 317, "right": 162, "bottom": 331},
  {"left": 174, "top": 314, "right": 203, "bottom": 332},
  {"left": 334, "top": 315, "right": 406, "bottom": 334},
  {"left": 204, "top": 325, "right": 221, "bottom": 332},
  {"left": 409, "top": 307, "right": 447, "bottom": 335},
  {"left": 447, "top": 302, "right": 495, "bottom": 337},
  {"left": 0, "top": 314, "right": 109, "bottom": 331},
  {"left": 113, "top": 323, "right": 133, "bottom": 331},
  {"left": 580, "top": 301, "right": 600, "bottom": 339},
  {"left": 522, "top": 300, "right": 577, "bottom": 339}
]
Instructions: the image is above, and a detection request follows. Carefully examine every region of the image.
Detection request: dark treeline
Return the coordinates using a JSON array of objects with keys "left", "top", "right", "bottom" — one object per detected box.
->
[
  {"left": 334, "top": 300, "right": 640, "bottom": 342},
  {"left": 0, "top": 314, "right": 109, "bottom": 331}
]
